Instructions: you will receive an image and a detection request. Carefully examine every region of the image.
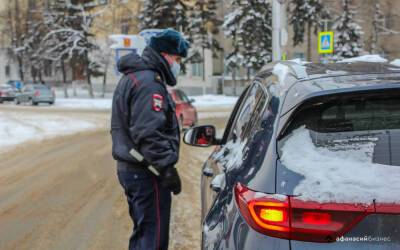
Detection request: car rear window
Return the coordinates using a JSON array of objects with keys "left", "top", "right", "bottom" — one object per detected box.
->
[
  {"left": 177, "top": 90, "right": 190, "bottom": 103},
  {"left": 34, "top": 85, "right": 50, "bottom": 90},
  {"left": 287, "top": 96, "right": 400, "bottom": 134},
  {"left": 280, "top": 90, "right": 400, "bottom": 153},
  {"left": 278, "top": 89, "right": 400, "bottom": 203}
]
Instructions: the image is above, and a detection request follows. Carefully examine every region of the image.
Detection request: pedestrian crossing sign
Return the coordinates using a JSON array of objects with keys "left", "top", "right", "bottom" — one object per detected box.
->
[{"left": 318, "top": 31, "right": 334, "bottom": 54}]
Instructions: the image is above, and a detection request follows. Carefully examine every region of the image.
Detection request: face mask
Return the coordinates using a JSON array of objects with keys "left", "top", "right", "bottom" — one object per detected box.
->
[{"left": 171, "top": 61, "right": 181, "bottom": 79}]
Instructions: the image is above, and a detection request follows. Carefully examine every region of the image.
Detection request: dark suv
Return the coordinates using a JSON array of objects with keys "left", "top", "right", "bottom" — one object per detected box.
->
[{"left": 184, "top": 61, "right": 400, "bottom": 250}]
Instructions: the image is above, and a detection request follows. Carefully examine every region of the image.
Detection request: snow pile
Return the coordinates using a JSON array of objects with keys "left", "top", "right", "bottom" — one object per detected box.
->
[
  {"left": 339, "top": 55, "right": 388, "bottom": 63},
  {"left": 213, "top": 139, "right": 247, "bottom": 171},
  {"left": 390, "top": 59, "right": 400, "bottom": 67},
  {"left": 198, "top": 112, "right": 232, "bottom": 119},
  {"left": 191, "top": 95, "right": 238, "bottom": 109},
  {"left": 280, "top": 127, "right": 400, "bottom": 204},
  {"left": 0, "top": 112, "right": 99, "bottom": 152},
  {"left": 288, "top": 58, "right": 310, "bottom": 66},
  {"left": 53, "top": 98, "right": 112, "bottom": 110},
  {"left": 48, "top": 95, "right": 237, "bottom": 111},
  {"left": 272, "top": 63, "right": 290, "bottom": 84}
]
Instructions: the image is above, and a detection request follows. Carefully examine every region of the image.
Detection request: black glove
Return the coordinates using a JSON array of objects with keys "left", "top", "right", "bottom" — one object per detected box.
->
[{"left": 160, "top": 167, "right": 182, "bottom": 195}]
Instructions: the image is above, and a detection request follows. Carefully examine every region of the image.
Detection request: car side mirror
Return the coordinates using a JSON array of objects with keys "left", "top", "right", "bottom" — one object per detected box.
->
[
  {"left": 189, "top": 98, "right": 195, "bottom": 104},
  {"left": 183, "top": 125, "right": 219, "bottom": 147}
]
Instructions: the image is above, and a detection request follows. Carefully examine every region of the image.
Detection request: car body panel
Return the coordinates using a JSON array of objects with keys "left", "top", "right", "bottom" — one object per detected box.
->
[
  {"left": 202, "top": 78, "right": 283, "bottom": 249},
  {"left": 291, "top": 214, "right": 400, "bottom": 250},
  {"left": 6, "top": 80, "right": 24, "bottom": 90},
  {"left": 0, "top": 85, "right": 16, "bottom": 102},
  {"left": 275, "top": 90, "right": 400, "bottom": 249},
  {"left": 168, "top": 88, "right": 197, "bottom": 127},
  {"left": 197, "top": 62, "right": 400, "bottom": 250},
  {"left": 15, "top": 84, "right": 55, "bottom": 104}
]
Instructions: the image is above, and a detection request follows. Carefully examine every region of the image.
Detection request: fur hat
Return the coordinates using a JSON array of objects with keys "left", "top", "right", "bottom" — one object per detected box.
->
[{"left": 149, "top": 28, "right": 190, "bottom": 58}]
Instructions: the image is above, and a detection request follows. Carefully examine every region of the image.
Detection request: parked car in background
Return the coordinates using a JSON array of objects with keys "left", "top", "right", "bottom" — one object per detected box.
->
[
  {"left": 0, "top": 84, "right": 16, "bottom": 103},
  {"left": 6, "top": 80, "right": 23, "bottom": 91},
  {"left": 14, "top": 84, "right": 55, "bottom": 105},
  {"left": 168, "top": 88, "right": 198, "bottom": 129},
  {"left": 184, "top": 61, "right": 400, "bottom": 250}
]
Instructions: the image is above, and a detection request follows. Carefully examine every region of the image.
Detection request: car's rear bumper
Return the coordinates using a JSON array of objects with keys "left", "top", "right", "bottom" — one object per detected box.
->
[
  {"left": 0, "top": 96, "right": 15, "bottom": 101},
  {"left": 34, "top": 97, "right": 55, "bottom": 103},
  {"left": 203, "top": 207, "right": 291, "bottom": 250}
]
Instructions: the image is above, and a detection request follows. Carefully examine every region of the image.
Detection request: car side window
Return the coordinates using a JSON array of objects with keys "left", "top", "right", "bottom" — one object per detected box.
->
[
  {"left": 226, "top": 82, "right": 266, "bottom": 142},
  {"left": 177, "top": 90, "right": 190, "bottom": 103},
  {"left": 243, "top": 89, "right": 269, "bottom": 140}
]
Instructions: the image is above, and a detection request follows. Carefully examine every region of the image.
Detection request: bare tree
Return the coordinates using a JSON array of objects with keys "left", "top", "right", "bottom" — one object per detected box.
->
[
  {"left": 369, "top": 0, "right": 400, "bottom": 54},
  {"left": 40, "top": 1, "right": 105, "bottom": 98}
]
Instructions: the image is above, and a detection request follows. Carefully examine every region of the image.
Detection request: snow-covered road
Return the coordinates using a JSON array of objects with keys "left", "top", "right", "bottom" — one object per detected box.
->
[
  {"left": 49, "top": 94, "right": 238, "bottom": 110},
  {"left": 0, "top": 94, "right": 236, "bottom": 153},
  {"left": 0, "top": 111, "right": 104, "bottom": 153}
]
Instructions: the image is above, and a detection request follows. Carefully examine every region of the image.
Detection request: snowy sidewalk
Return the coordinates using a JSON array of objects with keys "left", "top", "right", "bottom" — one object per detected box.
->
[
  {"left": 51, "top": 94, "right": 237, "bottom": 110},
  {"left": 53, "top": 98, "right": 112, "bottom": 110},
  {"left": 0, "top": 95, "right": 237, "bottom": 152},
  {"left": 0, "top": 112, "right": 101, "bottom": 153}
]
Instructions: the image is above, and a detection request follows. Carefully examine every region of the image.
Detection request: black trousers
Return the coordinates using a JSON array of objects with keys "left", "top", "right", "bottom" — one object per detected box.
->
[{"left": 117, "top": 167, "right": 172, "bottom": 250}]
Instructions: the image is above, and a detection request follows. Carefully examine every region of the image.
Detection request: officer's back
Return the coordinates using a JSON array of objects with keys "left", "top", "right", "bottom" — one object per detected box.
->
[{"left": 111, "top": 29, "right": 189, "bottom": 250}]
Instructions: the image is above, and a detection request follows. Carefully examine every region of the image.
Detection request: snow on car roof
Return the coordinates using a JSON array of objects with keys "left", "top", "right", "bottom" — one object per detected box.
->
[
  {"left": 339, "top": 55, "right": 388, "bottom": 63},
  {"left": 280, "top": 127, "right": 400, "bottom": 204},
  {"left": 391, "top": 59, "right": 400, "bottom": 67}
]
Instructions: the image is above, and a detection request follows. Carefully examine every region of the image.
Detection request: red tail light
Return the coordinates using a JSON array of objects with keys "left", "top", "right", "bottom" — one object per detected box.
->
[
  {"left": 34, "top": 90, "right": 40, "bottom": 97},
  {"left": 234, "top": 183, "right": 374, "bottom": 243}
]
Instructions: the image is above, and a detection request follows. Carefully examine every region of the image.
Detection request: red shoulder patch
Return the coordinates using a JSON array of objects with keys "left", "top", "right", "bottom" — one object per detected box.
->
[{"left": 152, "top": 94, "right": 164, "bottom": 112}]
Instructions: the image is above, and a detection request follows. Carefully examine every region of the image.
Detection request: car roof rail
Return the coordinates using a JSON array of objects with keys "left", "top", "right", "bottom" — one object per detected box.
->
[
  {"left": 289, "top": 63, "right": 309, "bottom": 80},
  {"left": 261, "top": 61, "right": 310, "bottom": 80}
]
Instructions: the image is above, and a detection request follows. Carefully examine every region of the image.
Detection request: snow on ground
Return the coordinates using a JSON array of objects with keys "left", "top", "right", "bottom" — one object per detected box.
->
[
  {"left": 339, "top": 55, "right": 388, "bottom": 63},
  {"left": 280, "top": 127, "right": 400, "bottom": 204},
  {"left": 42, "top": 95, "right": 237, "bottom": 111},
  {"left": 53, "top": 98, "right": 112, "bottom": 110},
  {"left": 0, "top": 112, "right": 99, "bottom": 152},
  {"left": 191, "top": 95, "right": 238, "bottom": 109},
  {"left": 390, "top": 59, "right": 400, "bottom": 67},
  {"left": 198, "top": 111, "right": 232, "bottom": 119}
]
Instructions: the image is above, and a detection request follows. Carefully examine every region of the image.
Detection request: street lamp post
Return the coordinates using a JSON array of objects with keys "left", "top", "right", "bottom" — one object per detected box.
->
[{"left": 272, "top": 0, "right": 287, "bottom": 62}]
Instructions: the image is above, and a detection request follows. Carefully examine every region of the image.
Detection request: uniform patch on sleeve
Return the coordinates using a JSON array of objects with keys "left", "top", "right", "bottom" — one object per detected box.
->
[{"left": 152, "top": 94, "right": 164, "bottom": 112}]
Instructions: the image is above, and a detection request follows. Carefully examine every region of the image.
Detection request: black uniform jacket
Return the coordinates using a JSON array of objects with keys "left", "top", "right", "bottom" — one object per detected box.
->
[{"left": 111, "top": 47, "right": 180, "bottom": 171}]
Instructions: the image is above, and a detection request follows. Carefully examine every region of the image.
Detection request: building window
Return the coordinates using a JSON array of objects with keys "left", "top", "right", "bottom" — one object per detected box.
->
[
  {"left": 5, "top": 65, "right": 10, "bottom": 77},
  {"left": 121, "top": 22, "right": 129, "bottom": 34},
  {"left": 192, "top": 63, "right": 203, "bottom": 77},
  {"left": 320, "top": 19, "right": 333, "bottom": 31},
  {"left": 293, "top": 52, "right": 305, "bottom": 60}
]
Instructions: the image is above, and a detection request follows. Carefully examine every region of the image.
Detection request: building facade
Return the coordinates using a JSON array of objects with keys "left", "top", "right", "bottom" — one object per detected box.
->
[
  {"left": 285, "top": 0, "right": 400, "bottom": 62},
  {"left": 2, "top": 0, "right": 400, "bottom": 96}
]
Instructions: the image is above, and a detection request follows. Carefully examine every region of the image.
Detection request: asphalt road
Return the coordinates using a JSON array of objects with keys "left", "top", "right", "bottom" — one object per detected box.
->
[{"left": 0, "top": 108, "right": 229, "bottom": 250}]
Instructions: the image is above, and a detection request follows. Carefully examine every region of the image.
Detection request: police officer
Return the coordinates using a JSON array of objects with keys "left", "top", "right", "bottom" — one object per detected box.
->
[{"left": 111, "top": 29, "right": 189, "bottom": 250}]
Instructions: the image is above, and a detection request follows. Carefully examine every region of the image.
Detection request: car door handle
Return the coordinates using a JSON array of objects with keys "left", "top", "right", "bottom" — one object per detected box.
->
[
  {"left": 210, "top": 173, "right": 225, "bottom": 193},
  {"left": 210, "top": 182, "right": 221, "bottom": 193},
  {"left": 203, "top": 166, "right": 214, "bottom": 177}
]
